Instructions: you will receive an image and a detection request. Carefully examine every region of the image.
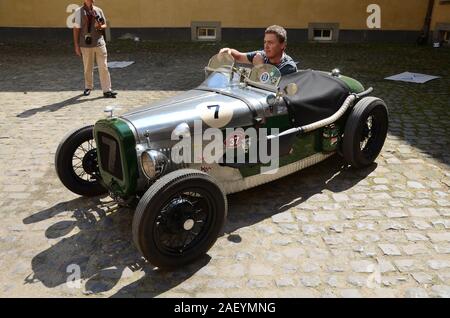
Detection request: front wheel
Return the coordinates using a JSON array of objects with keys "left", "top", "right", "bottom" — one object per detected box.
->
[
  {"left": 132, "top": 169, "right": 227, "bottom": 269},
  {"left": 55, "top": 125, "right": 107, "bottom": 197},
  {"left": 342, "top": 97, "right": 389, "bottom": 168}
]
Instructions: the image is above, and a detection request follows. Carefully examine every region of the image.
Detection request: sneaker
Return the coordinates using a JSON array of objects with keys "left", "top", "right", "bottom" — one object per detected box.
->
[
  {"left": 83, "top": 89, "right": 91, "bottom": 96},
  {"left": 103, "top": 91, "right": 117, "bottom": 98}
]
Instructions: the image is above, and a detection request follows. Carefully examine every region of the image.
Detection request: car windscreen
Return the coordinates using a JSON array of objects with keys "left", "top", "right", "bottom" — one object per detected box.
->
[{"left": 201, "top": 71, "right": 235, "bottom": 89}]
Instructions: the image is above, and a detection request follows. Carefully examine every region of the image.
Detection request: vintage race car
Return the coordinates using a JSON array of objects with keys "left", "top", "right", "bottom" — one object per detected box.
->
[{"left": 55, "top": 53, "right": 388, "bottom": 268}]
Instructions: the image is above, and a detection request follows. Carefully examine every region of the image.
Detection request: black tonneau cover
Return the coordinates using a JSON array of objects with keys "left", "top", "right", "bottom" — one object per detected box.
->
[{"left": 280, "top": 70, "right": 350, "bottom": 126}]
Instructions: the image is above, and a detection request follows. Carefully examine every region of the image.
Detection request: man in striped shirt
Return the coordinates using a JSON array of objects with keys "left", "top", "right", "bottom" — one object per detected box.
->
[{"left": 219, "top": 25, "right": 297, "bottom": 76}]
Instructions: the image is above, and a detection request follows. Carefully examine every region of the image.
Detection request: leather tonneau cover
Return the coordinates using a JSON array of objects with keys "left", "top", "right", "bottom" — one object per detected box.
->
[{"left": 280, "top": 70, "right": 350, "bottom": 126}]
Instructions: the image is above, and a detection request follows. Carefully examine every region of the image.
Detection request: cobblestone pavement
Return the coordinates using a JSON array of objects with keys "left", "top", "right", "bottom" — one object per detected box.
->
[{"left": 0, "top": 41, "right": 449, "bottom": 298}]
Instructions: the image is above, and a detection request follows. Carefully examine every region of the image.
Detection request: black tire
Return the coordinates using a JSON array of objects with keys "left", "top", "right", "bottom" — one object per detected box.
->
[
  {"left": 132, "top": 169, "right": 227, "bottom": 269},
  {"left": 55, "top": 125, "right": 107, "bottom": 197},
  {"left": 343, "top": 97, "right": 389, "bottom": 168}
]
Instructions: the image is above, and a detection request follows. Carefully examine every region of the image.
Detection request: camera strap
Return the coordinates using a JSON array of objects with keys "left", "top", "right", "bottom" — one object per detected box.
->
[{"left": 83, "top": 5, "right": 94, "bottom": 33}]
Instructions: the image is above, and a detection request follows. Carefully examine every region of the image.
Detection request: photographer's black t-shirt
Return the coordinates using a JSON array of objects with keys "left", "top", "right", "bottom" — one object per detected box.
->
[{"left": 74, "top": 5, "right": 106, "bottom": 48}]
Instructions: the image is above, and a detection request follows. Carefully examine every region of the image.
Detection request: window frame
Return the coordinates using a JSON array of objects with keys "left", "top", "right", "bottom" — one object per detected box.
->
[
  {"left": 313, "top": 28, "right": 333, "bottom": 41},
  {"left": 308, "top": 23, "right": 339, "bottom": 43},
  {"left": 197, "top": 27, "right": 217, "bottom": 40},
  {"left": 191, "top": 21, "right": 221, "bottom": 42}
]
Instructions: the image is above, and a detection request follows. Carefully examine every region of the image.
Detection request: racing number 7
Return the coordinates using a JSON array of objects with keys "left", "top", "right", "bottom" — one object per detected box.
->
[{"left": 207, "top": 104, "right": 220, "bottom": 119}]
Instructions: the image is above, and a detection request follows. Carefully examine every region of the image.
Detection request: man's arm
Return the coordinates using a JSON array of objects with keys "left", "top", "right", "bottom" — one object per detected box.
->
[
  {"left": 219, "top": 48, "right": 265, "bottom": 67},
  {"left": 219, "top": 48, "right": 251, "bottom": 64},
  {"left": 73, "top": 28, "right": 81, "bottom": 56},
  {"left": 95, "top": 8, "right": 107, "bottom": 30},
  {"left": 73, "top": 8, "right": 82, "bottom": 56},
  {"left": 95, "top": 22, "right": 107, "bottom": 30}
]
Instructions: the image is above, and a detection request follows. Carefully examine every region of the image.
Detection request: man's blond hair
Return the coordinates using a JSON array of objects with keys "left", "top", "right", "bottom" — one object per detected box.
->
[{"left": 265, "top": 25, "right": 287, "bottom": 43}]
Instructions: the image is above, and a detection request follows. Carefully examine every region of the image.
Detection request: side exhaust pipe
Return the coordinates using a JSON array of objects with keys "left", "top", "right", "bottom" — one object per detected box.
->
[{"left": 267, "top": 87, "right": 373, "bottom": 139}]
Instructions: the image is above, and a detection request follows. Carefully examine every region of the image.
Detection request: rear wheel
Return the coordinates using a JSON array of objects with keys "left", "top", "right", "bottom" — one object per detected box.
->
[
  {"left": 343, "top": 97, "right": 388, "bottom": 168},
  {"left": 55, "top": 125, "right": 107, "bottom": 196},
  {"left": 132, "top": 169, "right": 227, "bottom": 269}
]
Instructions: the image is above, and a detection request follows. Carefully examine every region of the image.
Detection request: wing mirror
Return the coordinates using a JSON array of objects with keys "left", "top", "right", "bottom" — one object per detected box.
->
[
  {"left": 284, "top": 83, "right": 298, "bottom": 96},
  {"left": 266, "top": 82, "right": 299, "bottom": 106},
  {"left": 267, "top": 82, "right": 298, "bottom": 105}
]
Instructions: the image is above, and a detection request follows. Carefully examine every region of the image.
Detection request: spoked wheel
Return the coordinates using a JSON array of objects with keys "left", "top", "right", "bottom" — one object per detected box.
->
[
  {"left": 133, "top": 169, "right": 227, "bottom": 269},
  {"left": 55, "top": 125, "right": 107, "bottom": 196},
  {"left": 343, "top": 97, "right": 389, "bottom": 168},
  {"left": 155, "top": 190, "right": 213, "bottom": 254}
]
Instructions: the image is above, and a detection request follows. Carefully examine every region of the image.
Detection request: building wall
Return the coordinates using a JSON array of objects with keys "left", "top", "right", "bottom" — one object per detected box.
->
[
  {"left": 432, "top": 1, "right": 450, "bottom": 27},
  {"left": 0, "top": 0, "right": 449, "bottom": 43},
  {"left": 0, "top": 0, "right": 434, "bottom": 30}
]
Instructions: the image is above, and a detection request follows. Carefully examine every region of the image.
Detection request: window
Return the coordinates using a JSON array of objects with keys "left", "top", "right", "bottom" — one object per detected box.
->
[
  {"left": 313, "top": 29, "right": 333, "bottom": 41},
  {"left": 191, "top": 21, "right": 221, "bottom": 41},
  {"left": 197, "top": 27, "right": 217, "bottom": 40},
  {"left": 308, "top": 23, "right": 339, "bottom": 42}
]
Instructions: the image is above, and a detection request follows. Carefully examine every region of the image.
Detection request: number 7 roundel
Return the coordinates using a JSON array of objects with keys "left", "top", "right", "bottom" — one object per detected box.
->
[{"left": 197, "top": 102, "right": 233, "bottom": 128}]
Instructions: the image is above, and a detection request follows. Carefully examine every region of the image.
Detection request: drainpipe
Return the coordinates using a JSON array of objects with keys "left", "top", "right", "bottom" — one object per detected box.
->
[{"left": 417, "top": 0, "right": 435, "bottom": 45}]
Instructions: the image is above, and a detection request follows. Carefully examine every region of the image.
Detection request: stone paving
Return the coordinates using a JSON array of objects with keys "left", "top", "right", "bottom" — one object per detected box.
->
[{"left": 0, "top": 41, "right": 449, "bottom": 298}]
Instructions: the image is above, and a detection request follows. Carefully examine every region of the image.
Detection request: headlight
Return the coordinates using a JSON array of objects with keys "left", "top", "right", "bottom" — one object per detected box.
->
[{"left": 141, "top": 150, "right": 167, "bottom": 179}]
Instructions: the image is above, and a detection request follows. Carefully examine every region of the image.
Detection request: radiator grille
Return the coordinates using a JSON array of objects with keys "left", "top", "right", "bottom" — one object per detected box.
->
[{"left": 97, "top": 132, "right": 123, "bottom": 180}]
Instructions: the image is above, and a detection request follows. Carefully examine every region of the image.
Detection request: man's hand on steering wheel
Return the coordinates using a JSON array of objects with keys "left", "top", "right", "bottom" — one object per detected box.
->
[{"left": 252, "top": 53, "right": 264, "bottom": 66}]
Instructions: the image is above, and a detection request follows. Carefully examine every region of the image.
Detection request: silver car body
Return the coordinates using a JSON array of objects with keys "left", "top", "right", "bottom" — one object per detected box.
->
[{"left": 112, "top": 68, "right": 333, "bottom": 195}]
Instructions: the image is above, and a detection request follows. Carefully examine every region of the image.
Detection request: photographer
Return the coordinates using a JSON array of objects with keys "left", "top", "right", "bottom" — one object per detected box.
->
[{"left": 73, "top": 0, "right": 117, "bottom": 98}]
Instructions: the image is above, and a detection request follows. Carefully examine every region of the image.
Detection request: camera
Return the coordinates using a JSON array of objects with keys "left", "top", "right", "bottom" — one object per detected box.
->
[
  {"left": 84, "top": 34, "right": 92, "bottom": 45},
  {"left": 95, "top": 14, "right": 105, "bottom": 26}
]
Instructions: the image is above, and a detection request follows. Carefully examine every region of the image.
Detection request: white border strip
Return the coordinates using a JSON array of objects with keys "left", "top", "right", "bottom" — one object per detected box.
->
[{"left": 220, "top": 152, "right": 335, "bottom": 194}]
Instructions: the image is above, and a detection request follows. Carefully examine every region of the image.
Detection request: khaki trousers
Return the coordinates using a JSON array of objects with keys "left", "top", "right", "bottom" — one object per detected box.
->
[{"left": 80, "top": 45, "right": 112, "bottom": 92}]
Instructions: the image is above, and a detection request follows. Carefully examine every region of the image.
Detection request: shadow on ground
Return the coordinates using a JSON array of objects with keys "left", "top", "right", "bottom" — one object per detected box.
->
[
  {"left": 23, "top": 155, "right": 375, "bottom": 297},
  {"left": 16, "top": 94, "right": 104, "bottom": 118},
  {"left": 225, "top": 157, "right": 377, "bottom": 235}
]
